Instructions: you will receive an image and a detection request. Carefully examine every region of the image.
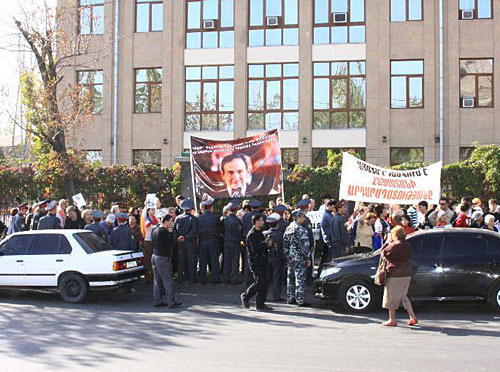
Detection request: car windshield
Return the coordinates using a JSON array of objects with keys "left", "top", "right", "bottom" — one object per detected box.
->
[{"left": 73, "top": 232, "right": 114, "bottom": 253}]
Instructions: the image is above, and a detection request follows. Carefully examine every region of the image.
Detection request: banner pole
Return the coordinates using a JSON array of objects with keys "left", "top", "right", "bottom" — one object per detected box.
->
[{"left": 189, "top": 136, "right": 198, "bottom": 215}]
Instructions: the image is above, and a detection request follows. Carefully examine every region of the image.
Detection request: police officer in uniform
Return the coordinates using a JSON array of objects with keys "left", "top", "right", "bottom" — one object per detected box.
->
[
  {"left": 240, "top": 213, "right": 273, "bottom": 311},
  {"left": 197, "top": 196, "right": 222, "bottom": 284},
  {"left": 273, "top": 204, "right": 289, "bottom": 234},
  {"left": 31, "top": 200, "right": 49, "bottom": 230},
  {"left": 84, "top": 210, "right": 107, "bottom": 240},
  {"left": 109, "top": 213, "right": 138, "bottom": 251},
  {"left": 223, "top": 200, "right": 243, "bottom": 285},
  {"left": 38, "top": 200, "right": 62, "bottom": 230},
  {"left": 173, "top": 199, "right": 198, "bottom": 283},
  {"left": 283, "top": 209, "right": 311, "bottom": 307},
  {"left": 297, "top": 198, "right": 315, "bottom": 284},
  {"left": 264, "top": 213, "right": 285, "bottom": 302},
  {"left": 13, "top": 203, "right": 29, "bottom": 233},
  {"left": 241, "top": 198, "right": 262, "bottom": 286}
]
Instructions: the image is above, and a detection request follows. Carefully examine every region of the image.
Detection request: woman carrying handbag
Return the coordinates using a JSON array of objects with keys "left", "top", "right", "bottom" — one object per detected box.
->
[{"left": 377, "top": 226, "right": 418, "bottom": 327}]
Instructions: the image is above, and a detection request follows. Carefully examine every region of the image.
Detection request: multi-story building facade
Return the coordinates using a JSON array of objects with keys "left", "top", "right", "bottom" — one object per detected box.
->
[{"left": 64, "top": 0, "right": 500, "bottom": 168}]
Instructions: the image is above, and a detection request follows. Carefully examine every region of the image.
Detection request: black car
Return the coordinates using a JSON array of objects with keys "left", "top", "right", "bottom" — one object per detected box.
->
[{"left": 314, "top": 228, "right": 500, "bottom": 313}]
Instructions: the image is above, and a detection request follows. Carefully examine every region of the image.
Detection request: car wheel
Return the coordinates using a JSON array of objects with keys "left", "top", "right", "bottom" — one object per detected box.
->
[
  {"left": 59, "top": 273, "right": 88, "bottom": 304},
  {"left": 339, "top": 279, "right": 377, "bottom": 313},
  {"left": 489, "top": 282, "right": 500, "bottom": 312}
]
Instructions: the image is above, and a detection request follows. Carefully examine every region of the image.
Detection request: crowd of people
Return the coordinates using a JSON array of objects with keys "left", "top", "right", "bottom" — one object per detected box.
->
[{"left": 1, "top": 192, "right": 499, "bottom": 316}]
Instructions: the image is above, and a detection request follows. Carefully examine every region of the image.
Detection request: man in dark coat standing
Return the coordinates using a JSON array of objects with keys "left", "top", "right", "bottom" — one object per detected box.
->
[
  {"left": 241, "top": 198, "right": 262, "bottom": 286},
  {"left": 13, "top": 203, "right": 29, "bottom": 233},
  {"left": 273, "top": 204, "right": 289, "bottom": 234},
  {"left": 84, "top": 210, "right": 107, "bottom": 240},
  {"left": 241, "top": 213, "right": 273, "bottom": 311},
  {"left": 223, "top": 200, "right": 243, "bottom": 285},
  {"left": 110, "top": 213, "right": 138, "bottom": 251},
  {"left": 197, "top": 196, "right": 222, "bottom": 284},
  {"left": 31, "top": 200, "right": 49, "bottom": 230},
  {"left": 264, "top": 213, "right": 285, "bottom": 302},
  {"left": 173, "top": 199, "right": 198, "bottom": 283},
  {"left": 329, "top": 200, "right": 352, "bottom": 259},
  {"left": 38, "top": 201, "right": 62, "bottom": 230}
]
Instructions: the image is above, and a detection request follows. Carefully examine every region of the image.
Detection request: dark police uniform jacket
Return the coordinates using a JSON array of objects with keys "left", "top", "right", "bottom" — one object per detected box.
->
[
  {"left": 110, "top": 224, "right": 138, "bottom": 251},
  {"left": 242, "top": 210, "right": 260, "bottom": 240},
  {"left": 13, "top": 214, "right": 28, "bottom": 233},
  {"left": 173, "top": 213, "right": 198, "bottom": 242},
  {"left": 197, "top": 211, "right": 222, "bottom": 241},
  {"left": 84, "top": 222, "right": 107, "bottom": 240},
  {"left": 263, "top": 227, "right": 284, "bottom": 260},
  {"left": 223, "top": 213, "right": 242, "bottom": 243},
  {"left": 31, "top": 211, "right": 47, "bottom": 230},
  {"left": 246, "top": 227, "right": 268, "bottom": 275},
  {"left": 37, "top": 214, "right": 62, "bottom": 230}
]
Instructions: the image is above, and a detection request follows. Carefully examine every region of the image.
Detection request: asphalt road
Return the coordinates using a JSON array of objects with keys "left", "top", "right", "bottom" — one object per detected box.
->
[{"left": 1, "top": 282, "right": 499, "bottom": 372}]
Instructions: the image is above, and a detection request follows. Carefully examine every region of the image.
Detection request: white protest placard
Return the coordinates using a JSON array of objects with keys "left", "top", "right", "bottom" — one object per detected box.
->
[
  {"left": 145, "top": 193, "right": 157, "bottom": 209},
  {"left": 339, "top": 152, "right": 442, "bottom": 205},
  {"left": 307, "top": 211, "right": 323, "bottom": 241},
  {"left": 72, "top": 193, "right": 87, "bottom": 208}
]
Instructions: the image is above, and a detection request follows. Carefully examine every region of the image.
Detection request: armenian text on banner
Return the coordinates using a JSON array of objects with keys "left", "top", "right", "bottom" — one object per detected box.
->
[{"left": 339, "top": 152, "right": 442, "bottom": 205}]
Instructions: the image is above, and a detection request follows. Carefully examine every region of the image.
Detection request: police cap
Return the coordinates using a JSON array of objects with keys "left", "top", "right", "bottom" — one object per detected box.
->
[
  {"left": 45, "top": 200, "right": 57, "bottom": 211},
  {"left": 115, "top": 212, "right": 128, "bottom": 220},
  {"left": 91, "top": 210, "right": 104, "bottom": 219},
  {"left": 291, "top": 209, "right": 305, "bottom": 219},
  {"left": 266, "top": 213, "right": 280, "bottom": 224},
  {"left": 273, "top": 204, "right": 287, "bottom": 213},
  {"left": 248, "top": 199, "right": 262, "bottom": 208},
  {"left": 297, "top": 198, "right": 311, "bottom": 208},
  {"left": 180, "top": 199, "right": 195, "bottom": 210}
]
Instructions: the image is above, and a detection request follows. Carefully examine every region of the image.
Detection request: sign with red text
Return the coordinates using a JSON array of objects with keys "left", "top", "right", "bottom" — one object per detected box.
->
[{"left": 339, "top": 152, "right": 442, "bottom": 205}]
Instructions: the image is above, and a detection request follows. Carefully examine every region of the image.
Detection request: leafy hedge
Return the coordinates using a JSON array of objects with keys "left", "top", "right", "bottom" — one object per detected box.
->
[
  {"left": 0, "top": 155, "right": 181, "bottom": 210},
  {"left": 2, "top": 145, "right": 500, "bottom": 211}
]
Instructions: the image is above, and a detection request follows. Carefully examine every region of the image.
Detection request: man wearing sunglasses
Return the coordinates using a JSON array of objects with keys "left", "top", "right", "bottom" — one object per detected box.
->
[{"left": 428, "top": 197, "right": 455, "bottom": 228}]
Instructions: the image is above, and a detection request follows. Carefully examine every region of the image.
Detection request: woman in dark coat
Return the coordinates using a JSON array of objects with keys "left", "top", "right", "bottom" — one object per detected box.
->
[{"left": 381, "top": 225, "right": 418, "bottom": 327}]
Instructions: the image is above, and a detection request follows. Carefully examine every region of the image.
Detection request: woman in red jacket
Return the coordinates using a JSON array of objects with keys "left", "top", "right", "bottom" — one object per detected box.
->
[
  {"left": 382, "top": 226, "right": 418, "bottom": 327},
  {"left": 454, "top": 203, "right": 470, "bottom": 227}
]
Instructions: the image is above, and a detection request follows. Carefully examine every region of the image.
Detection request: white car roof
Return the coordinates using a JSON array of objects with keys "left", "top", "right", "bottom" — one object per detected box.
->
[{"left": 11, "top": 230, "right": 91, "bottom": 236}]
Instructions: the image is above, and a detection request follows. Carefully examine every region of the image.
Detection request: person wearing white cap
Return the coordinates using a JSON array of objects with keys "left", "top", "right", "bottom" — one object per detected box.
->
[
  {"left": 37, "top": 200, "right": 63, "bottom": 230},
  {"left": 100, "top": 214, "right": 116, "bottom": 241}
]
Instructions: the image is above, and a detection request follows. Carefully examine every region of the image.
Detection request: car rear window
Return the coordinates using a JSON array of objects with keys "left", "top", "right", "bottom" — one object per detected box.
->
[{"left": 73, "top": 232, "right": 114, "bottom": 253}]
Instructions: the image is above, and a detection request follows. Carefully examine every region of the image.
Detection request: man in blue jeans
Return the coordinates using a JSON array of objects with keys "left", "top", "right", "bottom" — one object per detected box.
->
[{"left": 151, "top": 215, "right": 182, "bottom": 309}]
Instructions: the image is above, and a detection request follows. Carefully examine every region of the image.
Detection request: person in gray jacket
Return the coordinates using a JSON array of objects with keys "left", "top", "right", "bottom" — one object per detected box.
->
[{"left": 38, "top": 201, "right": 62, "bottom": 230}]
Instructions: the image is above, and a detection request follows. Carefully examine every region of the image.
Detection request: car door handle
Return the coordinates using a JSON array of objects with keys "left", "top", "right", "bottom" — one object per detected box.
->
[
  {"left": 16, "top": 260, "right": 23, "bottom": 263},
  {"left": 56, "top": 259, "right": 64, "bottom": 262}
]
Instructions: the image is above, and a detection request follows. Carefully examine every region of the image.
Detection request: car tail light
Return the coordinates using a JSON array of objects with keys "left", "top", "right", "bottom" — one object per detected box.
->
[
  {"left": 113, "top": 261, "right": 128, "bottom": 271},
  {"left": 113, "top": 258, "right": 142, "bottom": 271}
]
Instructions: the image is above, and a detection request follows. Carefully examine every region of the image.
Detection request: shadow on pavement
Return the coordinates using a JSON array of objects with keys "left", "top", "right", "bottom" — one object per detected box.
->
[{"left": 1, "top": 280, "right": 499, "bottom": 369}]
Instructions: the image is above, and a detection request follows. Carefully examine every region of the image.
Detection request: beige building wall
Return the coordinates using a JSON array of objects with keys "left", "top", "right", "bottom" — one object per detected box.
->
[{"left": 61, "top": 0, "right": 500, "bottom": 168}]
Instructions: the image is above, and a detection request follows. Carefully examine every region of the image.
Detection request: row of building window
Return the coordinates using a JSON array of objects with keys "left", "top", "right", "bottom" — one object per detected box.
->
[
  {"left": 86, "top": 147, "right": 427, "bottom": 167},
  {"left": 78, "top": 59, "right": 494, "bottom": 127},
  {"left": 79, "top": 1, "right": 494, "bottom": 46},
  {"left": 87, "top": 146, "right": 477, "bottom": 166}
]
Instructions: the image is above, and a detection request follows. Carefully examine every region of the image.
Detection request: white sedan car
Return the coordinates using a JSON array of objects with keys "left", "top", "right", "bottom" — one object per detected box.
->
[{"left": 0, "top": 230, "right": 145, "bottom": 303}]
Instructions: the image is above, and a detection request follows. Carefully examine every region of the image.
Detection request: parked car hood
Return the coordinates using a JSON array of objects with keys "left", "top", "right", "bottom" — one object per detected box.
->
[{"left": 320, "top": 250, "right": 380, "bottom": 269}]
